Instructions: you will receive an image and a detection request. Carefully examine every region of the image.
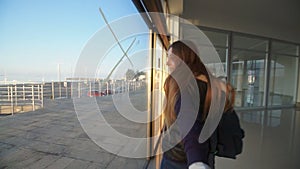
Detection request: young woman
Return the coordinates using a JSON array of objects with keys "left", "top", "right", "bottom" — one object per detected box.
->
[{"left": 160, "top": 40, "right": 235, "bottom": 169}]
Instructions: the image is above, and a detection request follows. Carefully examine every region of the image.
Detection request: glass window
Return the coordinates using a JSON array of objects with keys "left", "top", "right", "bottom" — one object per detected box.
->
[
  {"left": 272, "top": 41, "right": 299, "bottom": 56},
  {"left": 202, "top": 30, "right": 228, "bottom": 47},
  {"left": 268, "top": 53, "right": 298, "bottom": 106},
  {"left": 202, "top": 30, "right": 229, "bottom": 75},
  {"left": 231, "top": 50, "right": 267, "bottom": 107},
  {"left": 215, "top": 47, "right": 227, "bottom": 62},
  {"left": 233, "top": 35, "right": 268, "bottom": 52},
  {"left": 231, "top": 34, "right": 268, "bottom": 108},
  {"left": 151, "top": 35, "right": 167, "bottom": 155}
]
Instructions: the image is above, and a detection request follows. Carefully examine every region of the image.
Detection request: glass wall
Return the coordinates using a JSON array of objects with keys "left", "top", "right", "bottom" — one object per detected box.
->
[
  {"left": 150, "top": 33, "right": 168, "bottom": 168},
  {"left": 230, "top": 35, "right": 268, "bottom": 108},
  {"left": 268, "top": 42, "right": 299, "bottom": 106},
  {"left": 152, "top": 34, "right": 167, "bottom": 147},
  {"left": 202, "top": 30, "right": 228, "bottom": 75},
  {"left": 202, "top": 29, "right": 299, "bottom": 108}
]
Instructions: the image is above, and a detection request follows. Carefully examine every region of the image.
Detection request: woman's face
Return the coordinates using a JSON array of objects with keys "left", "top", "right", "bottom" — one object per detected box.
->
[{"left": 166, "top": 47, "right": 180, "bottom": 72}]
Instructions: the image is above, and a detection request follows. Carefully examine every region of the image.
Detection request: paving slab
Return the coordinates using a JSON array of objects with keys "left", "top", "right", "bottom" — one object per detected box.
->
[{"left": 0, "top": 96, "right": 148, "bottom": 169}]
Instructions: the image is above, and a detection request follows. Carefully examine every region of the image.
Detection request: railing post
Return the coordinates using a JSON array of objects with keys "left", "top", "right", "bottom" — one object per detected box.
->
[
  {"left": 51, "top": 81, "right": 55, "bottom": 100},
  {"left": 70, "top": 82, "right": 72, "bottom": 98},
  {"left": 37, "top": 84, "right": 40, "bottom": 100},
  {"left": 78, "top": 82, "right": 81, "bottom": 98},
  {"left": 59, "top": 81, "right": 62, "bottom": 98},
  {"left": 10, "top": 86, "right": 14, "bottom": 115},
  {"left": 7, "top": 86, "right": 10, "bottom": 101},
  {"left": 106, "top": 82, "right": 109, "bottom": 95},
  {"left": 41, "top": 84, "right": 44, "bottom": 108},
  {"left": 65, "top": 81, "right": 68, "bottom": 98},
  {"left": 23, "top": 84, "right": 25, "bottom": 100},
  {"left": 32, "top": 85, "right": 35, "bottom": 111},
  {"left": 15, "top": 85, "right": 18, "bottom": 106}
]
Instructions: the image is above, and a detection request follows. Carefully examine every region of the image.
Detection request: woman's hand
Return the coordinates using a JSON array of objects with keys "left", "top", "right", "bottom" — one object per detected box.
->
[{"left": 189, "top": 162, "right": 211, "bottom": 169}]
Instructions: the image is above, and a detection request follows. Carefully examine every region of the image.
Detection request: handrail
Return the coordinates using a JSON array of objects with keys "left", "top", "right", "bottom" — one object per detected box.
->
[
  {"left": 0, "top": 84, "right": 44, "bottom": 115},
  {"left": 0, "top": 80, "right": 146, "bottom": 115}
]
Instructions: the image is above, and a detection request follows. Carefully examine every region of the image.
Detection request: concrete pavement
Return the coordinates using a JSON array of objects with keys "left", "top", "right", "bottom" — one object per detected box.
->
[{"left": 0, "top": 96, "right": 149, "bottom": 169}]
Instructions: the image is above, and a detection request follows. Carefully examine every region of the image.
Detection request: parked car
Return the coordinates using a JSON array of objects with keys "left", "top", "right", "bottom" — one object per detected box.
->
[{"left": 87, "top": 90, "right": 105, "bottom": 97}]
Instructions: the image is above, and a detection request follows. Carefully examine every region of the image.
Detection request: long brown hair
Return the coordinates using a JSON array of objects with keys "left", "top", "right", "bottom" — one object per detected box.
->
[
  {"left": 163, "top": 40, "right": 212, "bottom": 127},
  {"left": 163, "top": 40, "right": 236, "bottom": 127},
  {"left": 224, "top": 82, "right": 235, "bottom": 112}
]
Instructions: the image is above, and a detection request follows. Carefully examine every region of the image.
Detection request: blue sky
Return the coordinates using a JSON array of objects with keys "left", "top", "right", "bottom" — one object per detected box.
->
[{"left": 0, "top": 0, "right": 145, "bottom": 82}]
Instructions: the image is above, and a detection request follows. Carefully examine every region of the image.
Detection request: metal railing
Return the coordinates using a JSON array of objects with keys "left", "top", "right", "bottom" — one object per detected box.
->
[
  {"left": 0, "top": 84, "right": 44, "bottom": 115},
  {"left": 0, "top": 80, "right": 146, "bottom": 115}
]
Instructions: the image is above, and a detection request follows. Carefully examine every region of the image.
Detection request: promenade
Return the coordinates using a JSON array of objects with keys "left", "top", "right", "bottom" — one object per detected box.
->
[{"left": 0, "top": 95, "right": 149, "bottom": 169}]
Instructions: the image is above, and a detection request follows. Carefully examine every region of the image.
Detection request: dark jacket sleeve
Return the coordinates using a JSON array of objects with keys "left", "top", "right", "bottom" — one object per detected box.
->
[
  {"left": 175, "top": 82, "right": 209, "bottom": 166},
  {"left": 182, "top": 117, "right": 209, "bottom": 166}
]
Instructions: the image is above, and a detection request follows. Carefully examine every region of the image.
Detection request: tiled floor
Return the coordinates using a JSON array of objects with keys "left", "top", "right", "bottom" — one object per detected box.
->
[
  {"left": 147, "top": 108, "right": 300, "bottom": 169},
  {"left": 215, "top": 108, "right": 300, "bottom": 169},
  {"left": 0, "top": 98, "right": 148, "bottom": 169}
]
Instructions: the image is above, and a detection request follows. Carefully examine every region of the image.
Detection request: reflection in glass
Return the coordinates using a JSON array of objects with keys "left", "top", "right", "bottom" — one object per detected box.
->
[
  {"left": 231, "top": 50, "right": 266, "bottom": 107},
  {"left": 229, "top": 109, "right": 300, "bottom": 169},
  {"left": 268, "top": 54, "right": 298, "bottom": 106},
  {"left": 272, "top": 41, "right": 299, "bottom": 56},
  {"left": 233, "top": 35, "right": 268, "bottom": 52},
  {"left": 230, "top": 34, "right": 268, "bottom": 108},
  {"left": 202, "top": 30, "right": 228, "bottom": 75},
  {"left": 268, "top": 41, "right": 299, "bottom": 106},
  {"left": 202, "top": 30, "right": 228, "bottom": 47}
]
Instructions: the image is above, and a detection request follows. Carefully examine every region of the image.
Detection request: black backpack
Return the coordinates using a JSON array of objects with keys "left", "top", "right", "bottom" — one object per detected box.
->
[{"left": 210, "top": 109, "right": 245, "bottom": 159}]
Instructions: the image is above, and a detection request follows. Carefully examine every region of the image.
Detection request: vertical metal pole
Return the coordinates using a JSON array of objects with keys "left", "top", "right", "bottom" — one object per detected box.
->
[
  {"left": 7, "top": 86, "right": 10, "bottom": 101},
  {"left": 70, "top": 82, "right": 73, "bottom": 98},
  {"left": 23, "top": 84, "right": 25, "bottom": 100},
  {"left": 294, "top": 46, "right": 300, "bottom": 104},
  {"left": 106, "top": 82, "right": 109, "bottom": 95},
  {"left": 10, "top": 86, "right": 14, "bottom": 115},
  {"left": 32, "top": 85, "right": 35, "bottom": 111},
  {"left": 227, "top": 32, "right": 233, "bottom": 82},
  {"left": 78, "top": 82, "right": 81, "bottom": 98},
  {"left": 65, "top": 81, "right": 68, "bottom": 98},
  {"left": 264, "top": 40, "right": 272, "bottom": 108},
  {"left": 112, "top": 82, "right": 116, "bottom": 94},
  {"left": 51, "top": 81, "right": 55, "bottom": 100},
  {"left": 41, "top": 84, "right": 44, "bottom": 108},
  {"left": 15, "top": 85, "right": 17, "bottom": 106},
  {"left": 59, "top": 82, "right": 62, "bottom": 98},
  {"left": 99, "top": 81, "right": 101, "bottom": 94},
  {"left": 147, "top": 30, "right": 155, "bottom": 160},
  {"left": 37, "top": 84, "right": 40, "bottom": 100}
]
